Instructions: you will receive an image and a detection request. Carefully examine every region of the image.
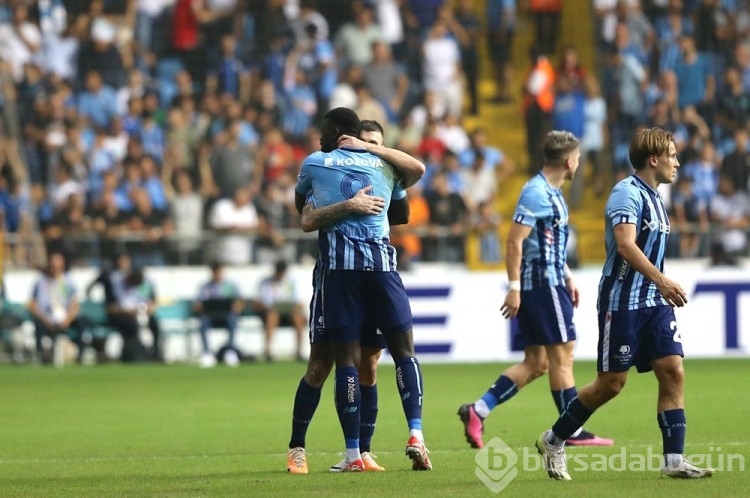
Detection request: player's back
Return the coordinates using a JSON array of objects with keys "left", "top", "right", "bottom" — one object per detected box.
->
[
  {"left": 598, "top": 175, "right": 671, "bottom": 312},
  {"left": 513, "top": 173, "right": 569, "bottom": 289}
]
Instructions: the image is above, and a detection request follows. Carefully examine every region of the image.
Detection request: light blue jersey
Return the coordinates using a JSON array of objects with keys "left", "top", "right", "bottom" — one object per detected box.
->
[
  {"left": 296, "top": 147, "right": 406, "bottom": 271},
  {"left": 512, "top": 173, "right": 569, "bottom": 289},
  {"left": 598, "top": 175, "right": 671, "bottom": 312}
]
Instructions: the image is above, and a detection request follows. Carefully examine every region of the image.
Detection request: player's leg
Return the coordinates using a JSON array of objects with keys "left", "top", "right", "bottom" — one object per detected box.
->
[
  {"left": 370, "top": 271, "right": 431, "bottom": 471},
  {"left": 458, "top": 345, "right": 547, "bottom": 449},
  {"left": 331, "top": 333, "right": 364, "bottom": 471},
  {"left": 287, "top": 292, "right": 334, "bottom": 474},
  {"left": 647, "top": 308, "right": 712, "bottom": 478},
  {"left": 536, "top": 309, "right": 636, "bottom": 480},
  {"left": 547, "top": 340, "right": 614, "bottom": 446},
  {"left": 325, "top": 271, "right": 367, "bottom": 472},
  {"left": 358, "top": 342, "right": 385, "bottom": 471}
]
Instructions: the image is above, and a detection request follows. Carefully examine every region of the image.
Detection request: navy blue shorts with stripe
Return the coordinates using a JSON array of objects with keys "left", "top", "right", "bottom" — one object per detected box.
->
[
  {"left": 308, "top": 289, "right": 385, "bottom": 349},
  {"left": 597, "top": 306, "right": 684, "bottom": 373},
  {"left": 515, "top": 285, "right": 577, "bottom": 348},
  {"left": 317, "top": 270, "right": 412, "bottom": 343}
]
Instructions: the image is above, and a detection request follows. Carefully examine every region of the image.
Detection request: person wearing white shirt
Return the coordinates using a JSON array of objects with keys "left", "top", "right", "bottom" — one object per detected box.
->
[{"left": 209, "top": 186, "right": 259, "bottom": 265}]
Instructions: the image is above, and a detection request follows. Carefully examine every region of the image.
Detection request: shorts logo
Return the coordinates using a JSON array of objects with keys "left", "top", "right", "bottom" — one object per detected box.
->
[{"left": 614, "top": 344, "right": 632, "bottom": 365}]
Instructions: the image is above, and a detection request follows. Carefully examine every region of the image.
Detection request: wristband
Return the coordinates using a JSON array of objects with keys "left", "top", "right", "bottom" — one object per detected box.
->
[{"left": 508, "top": 280, "right": 521, "bottom": 291}]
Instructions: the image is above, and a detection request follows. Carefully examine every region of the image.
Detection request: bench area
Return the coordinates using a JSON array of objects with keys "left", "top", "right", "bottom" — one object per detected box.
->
[{"left": 0, "top": 299, "right": 299, "bottom": 364}]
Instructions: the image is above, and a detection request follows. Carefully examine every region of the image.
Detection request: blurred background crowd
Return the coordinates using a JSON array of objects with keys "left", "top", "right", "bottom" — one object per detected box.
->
[{"left": 0, "top": 0, "right": 748, "bottom": 273}]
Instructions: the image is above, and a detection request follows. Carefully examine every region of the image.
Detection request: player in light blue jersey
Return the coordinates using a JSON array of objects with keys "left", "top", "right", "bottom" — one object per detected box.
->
[
  {"left": 458, "top": 131, "right": 612, "bottom": 449},
  {"left": 291, "top": 109, "right": 431, "bottom": 473},
  {"left": 536, "top": 127, "right": 714, "bottom": 481},
  {"left": 287, "top": 120, "right": 425, "bottom": 474}
]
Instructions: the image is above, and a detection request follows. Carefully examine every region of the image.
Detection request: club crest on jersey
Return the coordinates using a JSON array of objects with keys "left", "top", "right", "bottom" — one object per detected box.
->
[{"left": 325, "top": 156, "right": 384, "bottom": 168}]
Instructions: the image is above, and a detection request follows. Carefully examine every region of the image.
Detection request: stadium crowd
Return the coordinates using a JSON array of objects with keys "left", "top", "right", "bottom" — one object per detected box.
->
[{"left": 0, "top": 0, "right": 747, "bottom": 272}]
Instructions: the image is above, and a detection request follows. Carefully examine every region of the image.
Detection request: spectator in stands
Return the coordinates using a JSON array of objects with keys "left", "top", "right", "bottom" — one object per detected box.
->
[
  {"left": 672, "top": 35, "right": 715, "bottom": 114},
  {"left": 715, "top": 65, "right": 750, "bottom": 138},
  {"left": 167, "top": 169, "right": 204, "bottom": 265},
  {"left": 207, "top": 35, "right": 251, "bottom": 102},
  {"left": 422, "top": 16, "right": 464, "bottom": 118},
  {"left": 353, "top": 83, "right": 388, "bottom": 131},
  {"left": 557, "top": 45, "right": 588, "bottom": 92},
  {"left": 682, "top": 139, "right": 720, "bottom": 208},
  {"left": 77, "top": 70, "right": 118, "bottom": 129},
  {"left": 193, "top": 262, "right": 244, "bottom": 368},
  {"left": 254, "top": 180, "right": 294, "bottom": 264},
  {"left": 720, "top": 128, "right": 750, "bottom": 194},
  {"left": 581, "top": 75, "right": 608, "bottom": 197},
  {"left": 485, "top": 0, "right": 516, "bottom": 104},
  {"left": 335, "top": 3, "right": 382, "bottom": 67},
  {"left": 471, "top": 201, "right": 502, "bottom": 264},
  {"left": 27, "top": 251, "right": 87, "bottom": 364},
  {"left": 460, "top": 151, "right": 498, "bottom": 212},
  {"left": 363, "top": 41, "right": 409, "bottom": 124},
  {"left": 523, "top": 47, "right": 555, "bottom": 173},
  {"left": 210, "top": 121, "right": 254, "bottom": 198},
  {"left": 122, "top": 188, "right": 172, "bottom": 267},
  {"left": 209, "top": 185, "right": 259, "bottom": 266},
  {"left": 424, "top": 170, "right": 468, "bottom": 262},
  {"left": 280, "top": 69, "right": 317, "bottom": 143},
  {"left": 254, "top": 259, "right": 306, "bottom": 362},
  {"left": 672, "top": 174, "right": 709, "bottom": 258},
  {"left": 552, "top": 76, "right": 587, "bottom": 207},
  {"left": 529, "top": 0, "right": 563, "bottom": 57},
  {"left": 452, "top": 0, "right": 481, "bottom": 115},
  {"left": 295, "top": 23, "right": 337, "bottom": 114},
  {"left": 77, "top": 17, "right": 126, "bottom": 90},
  {"left": 710, "top": 173, "right": 750, "bottom": 257},
  {"left": 0, "top": 3, "right": 42, "bottom": 82}
]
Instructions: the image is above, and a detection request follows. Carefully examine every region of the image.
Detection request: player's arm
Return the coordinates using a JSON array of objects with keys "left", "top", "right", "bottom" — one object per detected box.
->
[
  {"left": 563, "top": 264, "right": 579, "bottom": 308},
  {"left": 387, "top": 198, "right": 410, "bottom": 226},
  {"left": 612, "top": 223, "right": 687, "bottom": 307},
  {"left": 500, "top": 221, "right": 533, "bottom": 319},
  {"left": 300, "top": 186, "right": 385, "bottom": 233},
  {"left": 338, "top": 135, "right": 426, "bottom": 187}
]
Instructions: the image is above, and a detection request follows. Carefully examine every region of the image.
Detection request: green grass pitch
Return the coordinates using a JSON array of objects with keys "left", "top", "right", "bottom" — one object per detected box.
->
[{"left": 0, "top": 359, "right": 747, "bottom": 497}]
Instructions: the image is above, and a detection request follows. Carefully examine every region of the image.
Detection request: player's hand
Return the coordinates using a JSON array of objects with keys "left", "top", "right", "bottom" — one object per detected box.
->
[
  {"left": 566, "top": 278, "right": 580, "bottom": 308},
  {"left": 500, "top": 291, "right": 521, "bottom": 319},
  {"left": 338, "top": 134, "right": 368, "bottom": 150},
  {"left": 348, "top": 186, "right": 385, "bottom": 215},
  {"left": 657, "top": 277, "right": 688, "bottom": 307}
]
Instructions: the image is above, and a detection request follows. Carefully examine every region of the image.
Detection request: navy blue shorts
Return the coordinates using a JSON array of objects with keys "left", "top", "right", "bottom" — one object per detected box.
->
[
  {"left": 597, "top": 306, "right": 684, "bottom": 373},
  {"left": 318, "top": 270, "right": 412, "bottom": 343},
  {"left": 308, "top": 288, "right": 386, "bottom": 349},
  {"left": 515, "top": 286, "right": 577, "bottom": 348}
]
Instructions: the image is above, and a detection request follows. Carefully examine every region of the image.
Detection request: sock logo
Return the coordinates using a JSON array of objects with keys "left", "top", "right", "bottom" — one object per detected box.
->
[
  {"left": 347, "top": 376, "right": 356, "bottom": 404},
  {"left": 396, "top": 367, "right": 405, "bottom": 390}
]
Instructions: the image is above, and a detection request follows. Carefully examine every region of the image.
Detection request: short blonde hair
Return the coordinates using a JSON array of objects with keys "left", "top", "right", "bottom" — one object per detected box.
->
[
  {"left": 543, "top": 130, "right": 580, "bottom": 166},
  {"left": 629, "top": 127, "right": 674, "bottom": 170}
]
